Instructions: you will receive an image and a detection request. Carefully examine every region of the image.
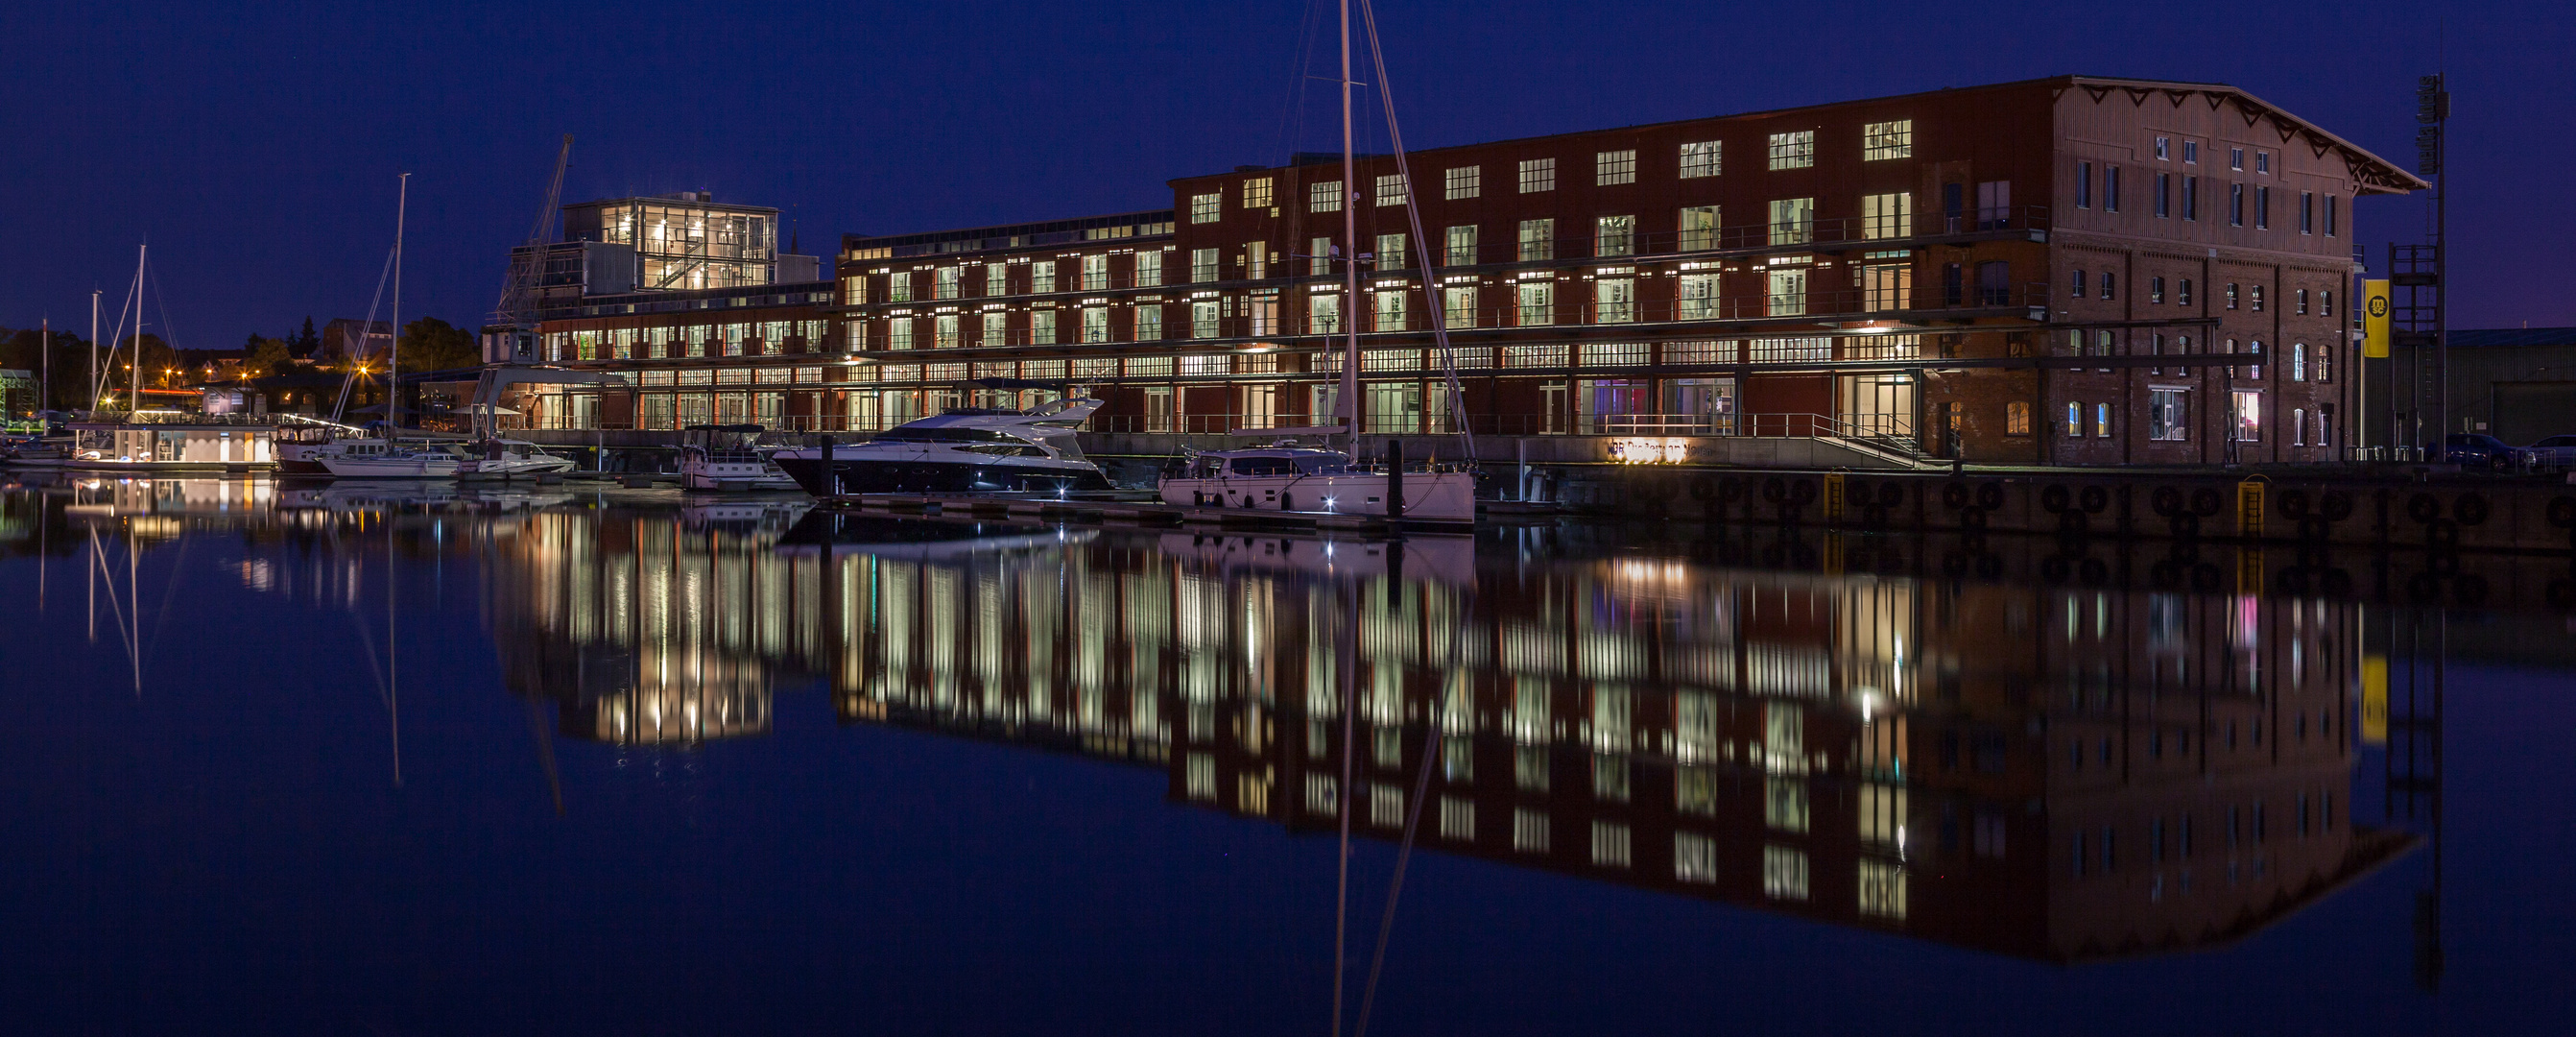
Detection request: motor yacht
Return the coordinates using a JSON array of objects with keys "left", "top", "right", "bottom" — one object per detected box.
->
[{"left": 771, "top": 398, "right": 1110, "bottom": 496}]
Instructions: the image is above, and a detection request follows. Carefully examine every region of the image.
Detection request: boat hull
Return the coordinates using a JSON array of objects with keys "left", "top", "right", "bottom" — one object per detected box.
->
[
  {"left": 319, "top": 457, "right": 460, "bottom": 478},
  {"left": 775, "top": 455, "right": 1113, "bottom": 496},
  {"left": 1157, "top": 470, "right": 1477, "bottom": 523}
]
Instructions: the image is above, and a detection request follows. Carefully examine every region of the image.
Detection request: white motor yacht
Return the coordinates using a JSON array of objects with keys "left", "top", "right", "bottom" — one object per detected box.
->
[{"left": 770, "top": 398, "right": 1109, "bottom": 496}]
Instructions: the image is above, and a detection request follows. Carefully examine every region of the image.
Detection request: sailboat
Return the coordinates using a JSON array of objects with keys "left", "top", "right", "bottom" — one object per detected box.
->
[
  {"left": 322, "top": 174, "right": 460, "bottom": 479},
  {"left": 1153, "top": 3, "right": 1477, "bottom": 525}
]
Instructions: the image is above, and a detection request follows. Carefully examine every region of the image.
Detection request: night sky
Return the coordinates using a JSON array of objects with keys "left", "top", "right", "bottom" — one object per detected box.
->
[{"left": 1, "top": 0, "right": 2565, "bottom": 347}]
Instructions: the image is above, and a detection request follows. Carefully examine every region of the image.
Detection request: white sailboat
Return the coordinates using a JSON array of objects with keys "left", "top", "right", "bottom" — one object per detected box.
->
[
  {"left": 321, "top": 173, "right": 457, "bottom": 480},
  {"left": 1154, "top": 2, "right": 1477, "bottom": 525}
]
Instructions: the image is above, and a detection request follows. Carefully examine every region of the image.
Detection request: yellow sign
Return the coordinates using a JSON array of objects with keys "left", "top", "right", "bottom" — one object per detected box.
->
[
  {"left": 2361, "top": 654, "right": 2388, "bottom": 743},
  {"left": 2362, "top": 279, "right": 2392, "bottom": 358}
]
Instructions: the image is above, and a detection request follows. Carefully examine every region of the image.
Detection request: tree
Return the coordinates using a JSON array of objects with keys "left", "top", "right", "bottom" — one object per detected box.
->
[
  {"left": 395, "top": 317, "right": 481, "bottom": 374},
  {"left": 244, "top": 335, "right": 294, "bottom": 377},
  {"left": 293, "top": 317, "right": 322, "bottom": 359}
]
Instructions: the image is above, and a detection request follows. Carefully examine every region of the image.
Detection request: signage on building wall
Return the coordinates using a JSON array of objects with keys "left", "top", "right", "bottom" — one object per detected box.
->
[
  {"left": 1606, "top": 438, "right": 1688, "bottom": 464},
  {"left": 2360, "top": 655, "right": 2389, "bottom": 744},
  {"left": 2362, "top": 279, "right": 2392, "bottom": 358}
]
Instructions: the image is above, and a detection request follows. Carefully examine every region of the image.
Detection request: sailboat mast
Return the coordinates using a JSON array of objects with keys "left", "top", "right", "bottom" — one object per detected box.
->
[
  {"left": 391, "top": 173, "right": 408, "bottom": 440},
  {"left": 1338, "top": 0, "right": 1361, "bottom": 457},
  {"left": 89, "top": 290, "right": 99, "bottom": 413}
]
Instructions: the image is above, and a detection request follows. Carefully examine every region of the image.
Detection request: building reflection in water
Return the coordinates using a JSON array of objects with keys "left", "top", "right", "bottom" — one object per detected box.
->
[{"left": 485, "top": 507, "right": 2416, "bottom": 962}]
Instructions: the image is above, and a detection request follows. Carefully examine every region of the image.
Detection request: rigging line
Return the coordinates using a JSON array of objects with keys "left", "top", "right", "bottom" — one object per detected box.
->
[
  {"left": 335, "top": 244, "right": 402, "bottom": 424},
  {"left": 1352, "top": 581, "right": 1473, "bottom": 1037},
  {"left": 87, "top": 528, "right": 137, "bottom": 675},
  {"left": 97, "top": 264, "right": 142, "bottom": 404},
  {"left": 146, "top": 262, "right": 184, "bottom": 353},
  {"left": 1358, "top": 0, "right": 1473, "bottom": 463},
  {"left": 139, "top": 533, "right": 192, "bottom": 675}
]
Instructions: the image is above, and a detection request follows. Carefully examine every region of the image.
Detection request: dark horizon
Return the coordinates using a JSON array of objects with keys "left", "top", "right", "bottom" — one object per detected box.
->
[{"left": 1, "top": 0, "right": 2564, "bottom": 346}]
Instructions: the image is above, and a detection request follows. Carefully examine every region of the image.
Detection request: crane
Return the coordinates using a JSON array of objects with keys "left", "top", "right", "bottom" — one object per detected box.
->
[{"left": 490, "top": 133, "right": 574, "bottom": 352}]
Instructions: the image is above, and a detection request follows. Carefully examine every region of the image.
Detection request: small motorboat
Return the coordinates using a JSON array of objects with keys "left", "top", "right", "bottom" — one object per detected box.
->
[
  {"left": 319, "top": 442, "right": 461, "bottom": 478},
  {"left": 458, "top": 438, "right": 576, "bottom": 480},
  {"left": 679, "top": 424, "right": 801, "bottom": 492}
]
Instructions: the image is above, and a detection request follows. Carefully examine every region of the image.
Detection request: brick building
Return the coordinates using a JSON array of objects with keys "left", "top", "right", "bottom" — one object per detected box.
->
[{"left": 834, "top": 75, "right": 2421, "bottom": 464}]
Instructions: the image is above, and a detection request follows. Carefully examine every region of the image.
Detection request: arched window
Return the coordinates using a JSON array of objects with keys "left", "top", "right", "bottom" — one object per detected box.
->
[
  {"left": 2292, "top": 343, "right": 2307, "bottom": 382},
  {"left": 2293, "top": 408, "right": 2308, "bottom": 446}
]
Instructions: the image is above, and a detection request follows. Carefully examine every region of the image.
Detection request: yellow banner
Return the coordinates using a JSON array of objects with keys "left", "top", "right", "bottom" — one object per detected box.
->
[
  {"left": 2363, "top": 279, "right": 2392, "bottom": 358},
  {"left": 2361, "top": 654, "right": 2389, "bottom": 743}
]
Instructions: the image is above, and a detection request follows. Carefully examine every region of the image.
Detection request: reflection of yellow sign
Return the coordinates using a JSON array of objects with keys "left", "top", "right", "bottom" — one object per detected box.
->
[
  {"left": 2361, "top": 654, "right": 2388, "bottom": 743},
  {"left": 1606, "top": 438, "right": 1687, "bottom": 464},
  {"left": 2237, "top": 477, "right": 2266, "bottom": 538},
  {"left": 1824, "top": 471, "right": 1847, "bottom": 522},
  {"left": 2363, "top": 279, "right": 2392, "bottom": 358}
]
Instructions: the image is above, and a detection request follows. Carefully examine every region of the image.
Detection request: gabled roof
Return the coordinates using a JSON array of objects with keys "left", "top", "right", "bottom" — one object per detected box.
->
[{"left": 2063, "top": 77, "right": 2428, "bottom": 196}]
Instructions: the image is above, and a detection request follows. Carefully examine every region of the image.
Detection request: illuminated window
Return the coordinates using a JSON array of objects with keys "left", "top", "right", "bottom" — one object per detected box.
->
[
  {"left": 1374, "top": 173, "right": 1407, "bottom": 207},
  {"left": 1514, "top": 808, "right": 1550, "bottom": 853},
  {"left": 2007, "top": 400, "right": 2032, "bottom": 436},
  {"left": 1242, "top": 177, "right": 1273, "bottom": 208},
  {"left": 1679, "top": 205, "right": 1720, "bottom": 251},
  {"left": 1440, "top": 797, "right": 1474, "bottom": 840},
  {"left": 1309, "top": 180, "right": 1343, "bottom": 213},
  {"left": 1679, "top": 140, "right": 1721, "bottom": 178},
  {"left": 1517, "top": 218, "right": 1555, "bottom": 261},
  {"left": 1863, "top": 119, "right": 1913, "bottom": 159},
  {"left": 1444, "top": 165, "right": 1480, "bottom": 200},
  {"left": 1374, "top": 232, "right": 1406, "bottom": 270},
  {"left": 1862, "top": 192, "right": 1910, "bottom": 239},
  {"left": 1595, "top": 215, "right": 1634, "bottom": 257},
  {"left": 1444, "top": 225, "right": 1477, "bottom": 266},
  {"left": 1768, "top": 131, "right": 1815, "bottom": 170},
  {"left": 1595, "top": 149, "right": 1635, "bottom": 185},
  {"left": 1767, "top": 198, "right": 1813, "bottom": 245},
  {"left": 1190, "top": 192, "right": 1221, "bottom": 224},
  {"left": 1675, "top": 833, "right": 1719, "bottom": 882},
  {"left": 1590, "top": 821, "right": 1632, "bottom": 867},
  {"left": 1857, "top": 858, "right": 1908, "bottom": 919}
]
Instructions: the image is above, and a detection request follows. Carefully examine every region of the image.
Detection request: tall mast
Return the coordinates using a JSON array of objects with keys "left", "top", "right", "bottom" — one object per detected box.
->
[
  {"left": 1338, "top": 0, "right": 1361, "bottom": 457},
  {"left": 40, "top": 319, "right": 48, "bottom": 417},
  {"left": 88, "top": 290, "right": 99, "bottom": 414},
  {"left": 391, "top": 173, "right": 408, "bottom": 440}
]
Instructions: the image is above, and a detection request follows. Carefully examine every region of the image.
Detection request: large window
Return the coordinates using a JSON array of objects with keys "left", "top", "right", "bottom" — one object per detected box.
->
[
  {"left": 1443, "top": 285, "right": 1476, "bottom": 328},
  {"left": 1680, "top": 140, "right": 1722, "bottom": 178},
  {"left": 1863, "top": 120, "right": 1913, "bottom": 159},
  {"left": 1863, "top": 256, "right": 1911, "bottom": 311},
  {"left": 1134, "top": 251, "right": 1162, "bottom": 287},
  {"left": 1765, "top": 268, "right": 1806, "bottom": 317},
  {"left": 1518, "top": 219, "right": 1555, "bottom": 261},
  {"left": 1976, "top": 261, "right": 2011, "bottom": 305},
  {"left": 1308, "top": 292, "right": 1342, "bottom": 334},
  {"left": 1309, "top": 236, "right": 1333, "bottom": 277},
  {"left": 1595, "top": 277, "right": 1634, "bottom": 323},
  {"left": 982, "top": 311, "right": 1007, "bottom": 346},
  {"left": 1133, "top": 304, "right": 1162, "bottom": 341},
  {"left": 1768, "top": 131, "right": 1815, "bottom": 170},
  {"left": 1515, "top": 280, "right": 1553, "bottom": 326},
  {"left": 1444, "top": 165, "right": 1480, "bottom": 200},
  {"left": 1081, "top": 306, "right": 1109, "bottom": 343},
  {"left": 1082, "top": 253, "right": 1109, "bottom": 290},
  {"left": 1679, "top": 205, "right": 1719, "bottom": 251},
  {"left": 1595, "top": 215, "right": 1634, "bottom": 257},
  {"left": 1444, "top": 225, "right": 1478, "bottom": 266},
  {"left": 1518, "top": 157, "right": 1556, "bottom": 193},
  {"left": 2150, "top": 389, "right": 2188, "bottom": 441},
  {"left": 1768, "top": 198, "right": 1814, "bottom": 245},
  {"left": 1862, "top": 192, "right": 1911, "bottom": 239},
  {"left": 1678, "top": 273, "right": 1718, "bottom": 320},
  {"left": 1191, "top": 301, "right": 1219, "bottom": 339},
  {"left": 1310, "top": 180, "right": 1343, "bottom": 213},
  {"left": 1375, "top": 174, "right": 1407, "bottom": 207},
  {"left": 1029, "top": 261, "right": 1056, "bottom": 293},
  {"left": 933, "top": 314, "right": 960, "bottom": 348},
  {"left": 1372, "top": 289, "right": 1406, "bottom": 331},
  {"left": 1242, "top": 177, "right": 1272, "bottom": 208},
  {"left": 2231, "top": 390, "right": 2261, "bottom": 442},
  {"left": 1596, "top": 149, "right": 1636, "bottom": 185},
  {"left": 1374, "top": 232, "right": 1407, "bottom": 270},
  {"left": 1029, "top": 310, "right": 1056, "bottom": 345},
  {"left": 1190, "top": 192, "right": 1221, "bottom": 224}
]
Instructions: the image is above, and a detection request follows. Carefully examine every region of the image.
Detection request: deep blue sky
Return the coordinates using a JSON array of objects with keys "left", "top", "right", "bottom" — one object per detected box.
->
[{"left": 0, "top": 0, "right": 2565, "bottom": 346}]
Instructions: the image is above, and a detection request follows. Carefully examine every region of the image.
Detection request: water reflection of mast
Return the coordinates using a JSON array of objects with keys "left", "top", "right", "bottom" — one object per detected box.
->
[{"left": 2388, "top": 606, "right": 2444, "bottom": 991}]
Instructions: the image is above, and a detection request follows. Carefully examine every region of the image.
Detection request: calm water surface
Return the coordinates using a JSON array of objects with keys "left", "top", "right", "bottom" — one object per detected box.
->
[{"left": 1, "top": 477, "right": 2568, "bottom": 1034}]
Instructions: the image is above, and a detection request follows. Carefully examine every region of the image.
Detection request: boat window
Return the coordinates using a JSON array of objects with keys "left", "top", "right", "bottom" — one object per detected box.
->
[{"left": 1229, "top": 457, "right": 1299, "bottom": 476}]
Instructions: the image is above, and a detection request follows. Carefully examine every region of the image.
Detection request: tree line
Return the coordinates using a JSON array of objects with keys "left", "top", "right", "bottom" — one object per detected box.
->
[{"left": 1, "top": 316, "right": 484, "bottom": 411}]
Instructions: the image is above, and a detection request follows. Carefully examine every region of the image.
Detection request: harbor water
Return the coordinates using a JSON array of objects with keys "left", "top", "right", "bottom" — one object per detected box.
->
[{"left": 0, "top": 476, "right": 2567, "bottom": 1034}]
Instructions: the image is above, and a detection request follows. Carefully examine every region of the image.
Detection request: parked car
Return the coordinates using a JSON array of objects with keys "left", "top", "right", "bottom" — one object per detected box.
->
[
  {"left": 2426, "top": 433, "right": 2534, "bottom": 471},
  {"left": 2526, "top": 434, "right": 2576, "bottom": 470}
]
